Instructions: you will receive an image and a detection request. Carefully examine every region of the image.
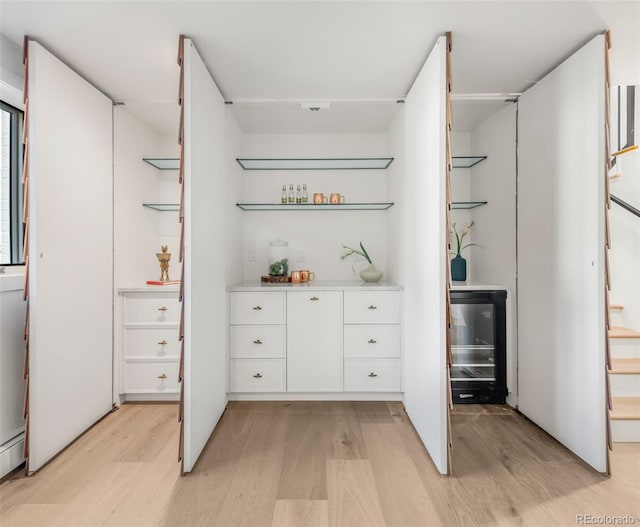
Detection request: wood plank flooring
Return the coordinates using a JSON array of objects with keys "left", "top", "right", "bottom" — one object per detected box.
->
[{"left": 1, "top": 402, "right": 639, "bottom": 527}]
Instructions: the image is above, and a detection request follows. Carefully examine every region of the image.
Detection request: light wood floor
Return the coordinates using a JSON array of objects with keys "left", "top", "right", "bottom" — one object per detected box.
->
[{"left": 1, "top": 402, "right": 639, "bottom": 527}]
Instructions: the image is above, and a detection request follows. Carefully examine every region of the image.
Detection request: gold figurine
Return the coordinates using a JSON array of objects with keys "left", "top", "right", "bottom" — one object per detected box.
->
[{"left": 156, "top": 245, "right": 171, "bottom": 282}]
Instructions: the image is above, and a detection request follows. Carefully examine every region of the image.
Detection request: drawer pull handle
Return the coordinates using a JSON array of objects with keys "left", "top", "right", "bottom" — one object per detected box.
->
[
  {"left": 253, "top": 373, "right": 263, "bottom": 379},
  {"left": 310, "top": 296, "right": 319, "bottom": 301},
  {"left": 368, "top": 372, "right": 378, "bottom": 378},
  {"left": 368, "top": 305, "right": 377, "bottom": 310},
  {"left": 158, "top": 306, "right": 168, "bottom": 312},
  {"left": 158, "top": 340, "right": 168, "bottom": 345},
  {"left": 158, "top": 374, "right": 167, "bottom": 379},
  {"left": 253, "top": 339, "right": 262, "bottom": 344},
  {"left": 253, "top": 306, "right": 263, "bottom": 311},
  {"left": 368, "top": 339, "right": 377, "bottom": 344}
]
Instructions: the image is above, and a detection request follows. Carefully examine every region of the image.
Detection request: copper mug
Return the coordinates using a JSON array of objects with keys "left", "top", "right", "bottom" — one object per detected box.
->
[
  {"left": 313, "top": 193, "right": 328, "bottom": 204},
  {"left": 300, "top": 270, "right": 315, "bottom": 282},
  {"left": 291, "top": 271, "right": 302, "bottom": 283},
  {"left": 329, "top": 193, "right": 345, "bottom": 204}
]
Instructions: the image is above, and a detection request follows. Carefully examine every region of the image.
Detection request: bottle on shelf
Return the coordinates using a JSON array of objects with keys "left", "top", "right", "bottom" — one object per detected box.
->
[
  {"left": 296, "top": 184, "right": 302, "bottom": 204},
  {"left": 288, "top": 184, "right": 294, "bottom": 204},
  {"left": 281, "top": 184, "right": 287, "bottom": 204},
  {"left": 302, "top": 183, "right": 308, "bottom": 203}
]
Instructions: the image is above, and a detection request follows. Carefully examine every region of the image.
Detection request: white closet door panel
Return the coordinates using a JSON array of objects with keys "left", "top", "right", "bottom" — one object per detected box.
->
[
  {"left": 182, "top": 39, "right": 228, "bottom": 472},
  {"left": 28, "top": 42, "right": 113, "bottom": 472},
  {"left": 517, "top": 35, "right": 606, "bottom": 472},
  {"left": 402, "top": 36, "right": 449, "bottom": 475}
]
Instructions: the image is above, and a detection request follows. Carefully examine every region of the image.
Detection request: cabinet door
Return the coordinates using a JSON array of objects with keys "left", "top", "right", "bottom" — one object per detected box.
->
[{"left": 287, "top": 291, "right": 343, "bottom": 392}]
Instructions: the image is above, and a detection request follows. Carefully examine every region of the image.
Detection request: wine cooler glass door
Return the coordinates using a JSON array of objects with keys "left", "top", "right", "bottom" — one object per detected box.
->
[{"left": 450, "top": 303, "right": 496, "bottom": 382}]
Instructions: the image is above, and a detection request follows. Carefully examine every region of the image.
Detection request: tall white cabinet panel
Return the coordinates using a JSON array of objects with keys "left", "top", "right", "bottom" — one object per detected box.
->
[
  {"left": 27, "top": 41, "right": 113, "bottom": 473},
  {"left": 182, "top": 39, "right": 228, "bottom": 472},
  {"left": 517, "top": 35, "right": 606, "bottom": 473},
  {"left": 287, "top": 291, "right": 343, "bottom": 392}
]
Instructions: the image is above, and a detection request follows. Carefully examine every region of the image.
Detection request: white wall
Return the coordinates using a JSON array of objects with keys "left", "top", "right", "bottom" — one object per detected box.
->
[
  {"left": 225, "top": 110, "right": 244, "bottom": 286},
  {"left": 469, "top": 103, "right": 518, "bottom": 405},
  {"left": 517, "top": 35, "right": 606, "bottom": 472},
  {"left": 450, "top": 132, "right": 472, "bottom": 280},
  {"left": 241, "top": 133, "right": 390, "bottom": 281},
  {"left": 386, "top": 109, "right": 404, "bottom": 284},
  {"left": 0, "top": 272, "right": 25, "bottom": 477}
]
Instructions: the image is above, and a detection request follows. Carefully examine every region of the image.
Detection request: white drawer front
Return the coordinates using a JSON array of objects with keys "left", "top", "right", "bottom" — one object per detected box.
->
[
  {"left": 230, "top": 359, "right": 286, "bottom": 392},
  {"left": 344, "top": 292, "right": 400, "bottom": 324},
  {"left": 344, "top": 358, "right": 401, "bottom": 392},
  {"left": 124, "top": 328, "right": 179, "bottom": 359},
  {"left": 344, "top": 325, "right": 400, "bottom": 358},
  {"left": 230, "top": 325, "right": 286, "bottom": 358},
  {"left": 124, "top": 294, "right": 180, "bottom": 324},
  {"left": 123, "top": 360, "right": 180, "bottom": 393},
  {"left": 230, "top": 292, "right": 286, "bottom": 325}
]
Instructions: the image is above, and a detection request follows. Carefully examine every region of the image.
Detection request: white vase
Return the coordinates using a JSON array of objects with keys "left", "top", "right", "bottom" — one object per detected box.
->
[{"left": 359, "top": 263, "right": 383, "bottom": 283}]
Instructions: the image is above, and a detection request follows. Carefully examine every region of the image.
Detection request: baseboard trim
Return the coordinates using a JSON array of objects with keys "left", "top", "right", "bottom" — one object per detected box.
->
[
  {"left": 228, "top": 392, "right": 403, "bottom": 401},
  {"left": 1, "top": 434, "right": 25, "bottom": 478}
]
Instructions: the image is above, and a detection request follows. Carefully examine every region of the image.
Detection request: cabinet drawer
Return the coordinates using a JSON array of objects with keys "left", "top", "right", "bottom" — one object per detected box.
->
[
  {"left": 230, "top": 359, "right": 286, "bottom": 392},
  {"left": 122, "top": 360, "right": 180, "bottom": 393},
  {"left": 230, "top": 292, "right": 286, "bottom": 325},
  {"left": 230, "top": 325, "right": 285, "bottom": 358},
  {"left": 124, "top": 328, "right": 179, "bottom": 358},
  {"left": 344, "top": 292, "right": 400, "bottom": 324},
  {"left": 344, "top": 325, "right": 400, "bottom": 358},
  {"left": 344, "top": 358, "right": 401, "bottom": 392},
  {"left": 124, "top": 294, "right": 180, "bottom": 325}
]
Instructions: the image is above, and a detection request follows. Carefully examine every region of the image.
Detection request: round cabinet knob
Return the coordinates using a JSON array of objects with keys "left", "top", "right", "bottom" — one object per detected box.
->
[
  {"left": 253, "top": 306, "right": 263, "bottom": 311},
  {"left": 253, "top": 373, "right": 263, "bottom": 379},
  {"left": 158, "top": 374, "right": 168, "bottom": 379},
  {"left": 158, "top": 306, "right": 168, "bottom": 312},
  {"left": 310, "top": 296, "right": 319, "bottom": 301},
  {"left": 368, "top": 305, "right": 377, "bottom": 310},
  {"left": 157, "top": 340, "right": 168, "bottom": 345},
  {"left": 368, "top": 339, "right": 377, "bottom": 344},
  {"left": 368, "top": 372, "right": 378, "bottom": 378},
  {"left": 253, "top": 339, "right": 263, "bottom": 345}
]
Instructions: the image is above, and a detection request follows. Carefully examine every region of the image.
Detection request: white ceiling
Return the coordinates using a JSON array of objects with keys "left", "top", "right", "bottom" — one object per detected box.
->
[{"left": 1, "top": 1, "right": 638, "bottom": 135}]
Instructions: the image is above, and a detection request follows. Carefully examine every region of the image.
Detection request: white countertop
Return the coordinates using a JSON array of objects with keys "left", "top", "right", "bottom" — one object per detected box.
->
[
  {"left": 450, "top": 282, "right": 508, "bottom": 291},
  {"left": 118, "top": 285, "right": 180, "bottom": 294},
  {"left": 227, "top": 280, "right": 403, "bottom": 292}
]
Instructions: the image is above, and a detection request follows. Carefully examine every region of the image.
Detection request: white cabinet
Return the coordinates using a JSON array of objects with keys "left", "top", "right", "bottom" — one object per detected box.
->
[
  {"left": 343, "top": 291, "right": 401, "bottom": 392},
  {"left": 229, "top": 291, "right": 286, "bottom": 393},
  {"left": 227, "top": 287, "right": 401, "bottom": 397},
  {"left": 287, "top": 291, "right": 343, "bottom": 392},
  {"left": 120, "top": 290, "right": 180, "bottom": 401}
]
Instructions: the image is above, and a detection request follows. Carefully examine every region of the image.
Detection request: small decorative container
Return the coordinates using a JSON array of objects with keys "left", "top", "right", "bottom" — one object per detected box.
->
[{"left": 268, "top": 238, "right": 289, "bottom": 276}]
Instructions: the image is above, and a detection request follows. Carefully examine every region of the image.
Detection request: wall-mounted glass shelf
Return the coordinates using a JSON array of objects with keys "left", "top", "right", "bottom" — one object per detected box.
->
[
  {"left": 452, "top": 156, "right": 487, "bottom": 168},
  {"left": 143, "top": 158, "right": 180, "bottom": 170},
  {"left": 236, "top": 203, "right": 393, "bottom": 211},
  {"left": 451, "top": 201, "right": 487, "bottom": 210},
  {"left": 143, "top": 203, "right": 179, "bottom": 211},
  {"left": 236, "top": 158, "right": 394, "bottom": 170}
]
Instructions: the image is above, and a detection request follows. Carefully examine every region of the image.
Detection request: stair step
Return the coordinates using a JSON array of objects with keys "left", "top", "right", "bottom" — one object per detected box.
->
[
  {"left": 609, "top": 304, "right": 624, "bottom": 311},
  {"left": 610, "top": 358, "right": 640, "bottom": 374},
  {"left": 611, "top": 397, "right": 640, "bottom": 420},
  {"left": 609, "top": 326, "right": 640, "bottom": 339}
]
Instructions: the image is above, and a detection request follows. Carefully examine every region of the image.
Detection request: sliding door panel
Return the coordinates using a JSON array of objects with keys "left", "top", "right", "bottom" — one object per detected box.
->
[
  {"left": 27, "top": 41, "right": 113, "bottom": 472},
  {"left": 402, "top": 35, "right": 449, "bottom": 475},
  {"left": 517, "top": 35, "right": 606, "bottom": 472}
]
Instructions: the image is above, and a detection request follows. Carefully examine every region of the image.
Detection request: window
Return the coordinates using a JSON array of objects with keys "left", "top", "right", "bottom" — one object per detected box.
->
[{"left": 0, "top": 101, "right": 24, "bottom": 265}]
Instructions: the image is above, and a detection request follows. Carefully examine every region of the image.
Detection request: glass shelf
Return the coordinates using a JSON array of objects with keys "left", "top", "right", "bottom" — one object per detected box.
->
[
  {"left": 451, "top": 201, "right": 487, "bottom": 210},
  {"left": 452, "top": 156, "right": 487, "bottom": 168},
  {"left": 236, "top": 158, "right": 394, "bottom": 170},
  {"left": 143, "top": 158, "right": 180, "bottom": 170},
  {"left": 236, "top": 203, "right": 394, "bottom": 211},
  {"left": 143, "top": 203, "right": 179, "bottom": 211}
]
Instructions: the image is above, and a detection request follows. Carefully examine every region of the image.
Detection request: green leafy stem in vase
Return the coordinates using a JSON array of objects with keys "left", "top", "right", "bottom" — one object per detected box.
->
[
  {"left": 340, "top": 242, "right": 373, "bottom": 264},
  {"left": 451, "top": 221, "right": 480, "bottom": 257}
]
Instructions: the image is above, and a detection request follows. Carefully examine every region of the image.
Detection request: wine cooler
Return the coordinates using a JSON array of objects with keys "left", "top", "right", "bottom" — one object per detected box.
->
[{"left": 450, "top": 290, "right": 507, "bottom": 404}]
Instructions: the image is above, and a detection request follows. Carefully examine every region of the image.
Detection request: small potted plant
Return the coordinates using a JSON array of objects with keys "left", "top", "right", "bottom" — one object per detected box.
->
[
  {"left": 450, "top": 222, "right": 478, "bottom": 282},
  {"left": 340, "top": 241, "right": 383, "bottom": 283}
]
